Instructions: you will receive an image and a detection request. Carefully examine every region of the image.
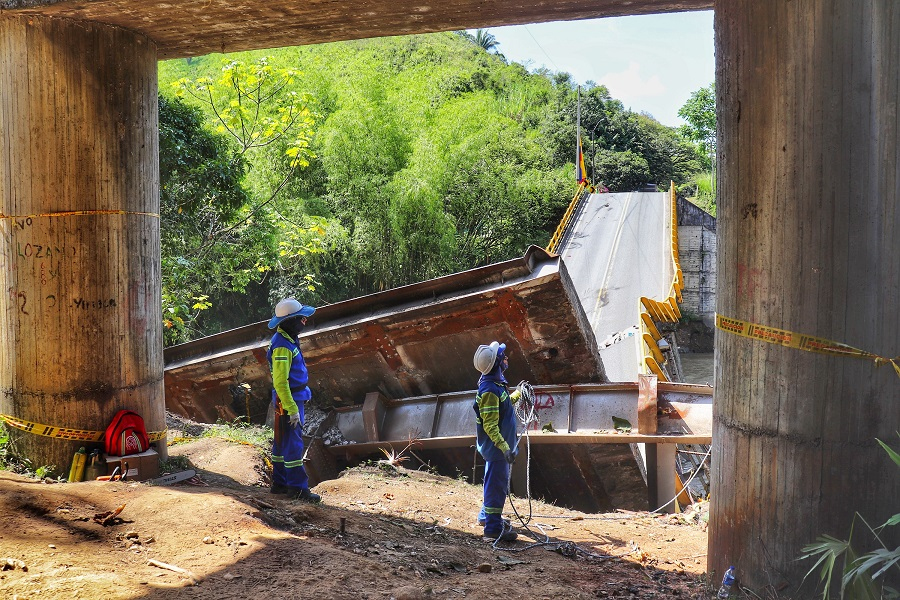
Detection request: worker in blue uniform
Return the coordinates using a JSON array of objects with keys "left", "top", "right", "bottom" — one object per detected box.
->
[
  {"left": 267, "top": 297, "right": 321, "bottom": 502},
  {"left": 473, "top": 341, "right": 521, "bottom": 542}
]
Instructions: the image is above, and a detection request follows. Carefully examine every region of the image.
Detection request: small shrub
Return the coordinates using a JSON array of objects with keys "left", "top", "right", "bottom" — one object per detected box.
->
[
  {"left": 0, "top": 423, "right": 57, "bottom": 479},
  {"left": 160, "top": 455, "right": 192, "bottom": 473},
  {"left": 34, "top": 465, "right": 55, "bottom": 480},
  {"left": 377, "top": 433, "right": 422, "bottom": 468},
  {"left": 0, "top": 423, "right": 9, "bottom": 469},
  {"left": 200, "top": 419, "right": 273, "bottom": 448}
]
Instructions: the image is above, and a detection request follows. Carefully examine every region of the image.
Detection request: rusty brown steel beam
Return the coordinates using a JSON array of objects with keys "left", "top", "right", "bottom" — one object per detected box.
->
[
  {"left": 2, "top": 0, "right": 713, "bottom": 60},
  {"left": 163, "top": 246, "right": 606, "bottom": 423},
  {"left": 637, "top": 374, "right": 659, "bottom": 434}
]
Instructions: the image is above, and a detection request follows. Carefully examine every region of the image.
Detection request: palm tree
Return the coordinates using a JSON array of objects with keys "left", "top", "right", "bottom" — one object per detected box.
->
[{"left": 472, "top": 29, "right": 499, "bottom": 52}]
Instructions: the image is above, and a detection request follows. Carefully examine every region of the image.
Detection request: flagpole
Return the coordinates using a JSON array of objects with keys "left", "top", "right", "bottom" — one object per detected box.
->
[{"left": 576, "top": 85, "right": 581, "bottom": 183}]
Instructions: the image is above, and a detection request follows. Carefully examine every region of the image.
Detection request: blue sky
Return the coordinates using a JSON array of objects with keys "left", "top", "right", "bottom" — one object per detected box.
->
[{"left": 482, "top": 11, "right": 714, "bottom": 127}]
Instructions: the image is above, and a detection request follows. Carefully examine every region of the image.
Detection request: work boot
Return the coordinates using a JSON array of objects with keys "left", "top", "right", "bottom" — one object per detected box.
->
[
  {"left": 478, "top": 517, "right": 510, "bottom": 528},
  {"left": 270, "top": 482, "right": 289, "bottom": 494},
  {"left": 483, "top": 523, "right": 517, "bottom": 543},
  {"left": 289, "top": 488, "right": 321, "bottom": 503}
]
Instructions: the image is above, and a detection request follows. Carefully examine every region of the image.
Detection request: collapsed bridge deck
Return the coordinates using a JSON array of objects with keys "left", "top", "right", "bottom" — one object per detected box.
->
[
  {"left": 164, "top": 246, "right": 606, "bottom": 424},
  {"left": 164, "top": 194, "right": 712, "bottom": 511}
]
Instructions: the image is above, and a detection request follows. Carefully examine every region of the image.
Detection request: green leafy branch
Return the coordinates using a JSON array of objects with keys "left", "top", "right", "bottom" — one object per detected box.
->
[
  {"left": 172, "top": 56, "right": 315, "bottom": 161},
  {"left": 162, "top": 290, "right": 213, "bottom": 345},
  {"left": 171, "top": 56, "right": 319, "bottom": 262},
  {"left": 800, "top": 435, "right": 900, "bottom": 599}
]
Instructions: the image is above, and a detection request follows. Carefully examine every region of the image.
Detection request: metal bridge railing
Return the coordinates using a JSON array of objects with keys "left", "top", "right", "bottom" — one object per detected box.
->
[
  {"left": 638, "top": 181, "right": 685, "bottom": 381},
  {"left": 546, "top": 181, "right": 588, "bottom": 255}
]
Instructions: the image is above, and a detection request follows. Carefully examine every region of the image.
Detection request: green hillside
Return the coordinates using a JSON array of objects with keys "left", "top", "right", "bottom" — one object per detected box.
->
[{"left": 157, "top": 33, "right": 704, "bottom": 343}]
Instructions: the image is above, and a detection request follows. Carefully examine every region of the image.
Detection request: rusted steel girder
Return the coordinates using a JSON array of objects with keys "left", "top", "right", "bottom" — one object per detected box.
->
[{"left": 164, "top": 247, "right": 606, "bottom": 423}]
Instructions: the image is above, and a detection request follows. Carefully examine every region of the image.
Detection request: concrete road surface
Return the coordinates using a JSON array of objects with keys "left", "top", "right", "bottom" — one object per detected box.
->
[{"left": 559, "top": 191, "right": 673, "bottom": 382}]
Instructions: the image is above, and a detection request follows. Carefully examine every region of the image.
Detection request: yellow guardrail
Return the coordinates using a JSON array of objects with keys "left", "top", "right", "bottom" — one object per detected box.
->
[
  {"left": 637, "top": 182, "right": 685, "bottom": 381},
  {"left": 546, "top": 181, "right": 588, "bottom": 255}
]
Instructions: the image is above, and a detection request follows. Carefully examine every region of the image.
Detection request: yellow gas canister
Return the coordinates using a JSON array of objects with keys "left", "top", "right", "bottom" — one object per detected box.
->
[{"left": 67, "top": 447, "right": 87, "bottom": 483}]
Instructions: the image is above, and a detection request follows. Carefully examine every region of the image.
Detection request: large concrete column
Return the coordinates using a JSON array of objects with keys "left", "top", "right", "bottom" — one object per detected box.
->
[
  {"left": 711, "top": 1, "right": 899, "bottom": 596},
  {"left": 0, "top": 16, "right": 165, "bottom": 472}
]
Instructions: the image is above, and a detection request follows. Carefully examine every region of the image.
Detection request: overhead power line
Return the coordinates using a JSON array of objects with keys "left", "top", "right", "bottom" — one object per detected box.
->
[{"left": 523, "top": 25, "right": 560, "bottom": 73}]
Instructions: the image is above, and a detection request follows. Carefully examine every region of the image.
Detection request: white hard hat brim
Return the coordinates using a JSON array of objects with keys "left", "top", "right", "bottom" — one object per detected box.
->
[{"left": 268, "top": 298, "right": 316, "bottom": 329}]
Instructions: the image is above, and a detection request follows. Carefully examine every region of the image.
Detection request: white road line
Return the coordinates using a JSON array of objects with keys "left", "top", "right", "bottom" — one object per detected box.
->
[{"left": 590, "top": 192, "right": 634, "bottom": 332}]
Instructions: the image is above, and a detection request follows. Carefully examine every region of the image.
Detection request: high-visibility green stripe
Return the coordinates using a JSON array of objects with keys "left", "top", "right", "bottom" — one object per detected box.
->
[
  {"left": 476, "top": 390, "right": 506, "bottom": 450},
  {"left": 272, "top": 456, "right": 305, "bottom": 469},
  {"left": 271, "top": 346, "right": 298, "bottom": 415}
]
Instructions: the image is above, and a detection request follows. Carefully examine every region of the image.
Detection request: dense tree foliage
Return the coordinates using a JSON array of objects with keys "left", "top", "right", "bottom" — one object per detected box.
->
[
  {"left": 677, "top": 83, "right": 716, "bottom": 158},
  {"left": 159, "top": 96, "right": 259, "bottom": 344},
  {"left": 158, "top": 32, "right": 707, "bottom": 343},
  {"left": 677, "top": 82, "right": 717, "bottom": 215}
]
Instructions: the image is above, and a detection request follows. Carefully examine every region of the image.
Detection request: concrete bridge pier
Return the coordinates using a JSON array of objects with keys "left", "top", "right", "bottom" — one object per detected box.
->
[
  {"left": 0, "top": 16, "right": 166, "bottom": 470},
  {"left": 712, "top": 0, "right": 899, "bottom": 595}
]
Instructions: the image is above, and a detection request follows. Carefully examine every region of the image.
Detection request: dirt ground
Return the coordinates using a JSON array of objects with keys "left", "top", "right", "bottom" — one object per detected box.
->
[{"left": 0, "top": 436, "right": 713, "bottom": 600}]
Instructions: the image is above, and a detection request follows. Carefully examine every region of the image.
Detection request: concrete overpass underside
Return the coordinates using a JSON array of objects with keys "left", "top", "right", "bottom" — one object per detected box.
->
[{"left": 3, "top": 0, "right": 712, "bottom": 59}]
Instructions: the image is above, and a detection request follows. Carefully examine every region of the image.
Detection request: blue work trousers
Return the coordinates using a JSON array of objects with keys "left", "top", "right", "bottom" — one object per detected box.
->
[
  {"left": 480, "top": 459, "right": 510, "bottom": 536},
  {"left": 271, "top": 397, "right": 309, "bottom": 491}
]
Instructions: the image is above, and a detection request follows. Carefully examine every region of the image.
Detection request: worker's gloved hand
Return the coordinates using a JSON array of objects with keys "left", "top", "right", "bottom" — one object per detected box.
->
[
  {"left": 288, "top": 412, "right": 302, "bottom": 428},
  {"left": 513, "top": 380, "right": 531, "bottom": 402},
  {"left": 504, "top": 448, "right": 517, "bottom": 464}
]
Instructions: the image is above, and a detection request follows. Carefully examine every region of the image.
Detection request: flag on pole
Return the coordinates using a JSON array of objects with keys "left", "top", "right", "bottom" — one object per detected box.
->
[{"left": 576, "top": 137, "right": 588, "bottom": 184}]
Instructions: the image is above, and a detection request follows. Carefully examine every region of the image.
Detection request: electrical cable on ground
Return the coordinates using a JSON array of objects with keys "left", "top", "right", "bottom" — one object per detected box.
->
[
  {"left": 489, "top": 381, "right": 631, "bottom": 560},
  {"left": 648, "top": 446, "right": 711, "bottom": 514}
]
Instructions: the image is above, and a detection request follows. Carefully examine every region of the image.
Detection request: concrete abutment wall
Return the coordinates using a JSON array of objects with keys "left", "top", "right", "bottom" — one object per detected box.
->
[{"left": 677, "top": 196, "right": 716, "bottom": 329}]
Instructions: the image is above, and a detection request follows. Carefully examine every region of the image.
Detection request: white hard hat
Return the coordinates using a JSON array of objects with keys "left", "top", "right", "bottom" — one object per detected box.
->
[
  {"left": 473, "top": 341, "right": 505, "bottom": 374},
  {"left": 268, "top": 297, "right": 316, "bottom": 329}
]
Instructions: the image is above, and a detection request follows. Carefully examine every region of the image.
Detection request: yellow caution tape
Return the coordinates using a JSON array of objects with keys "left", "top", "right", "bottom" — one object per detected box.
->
[
  {"left": 0, "top": 414, "right": 167, "bottom": 442},
  {"left": 148, "top": 429, "right": 171, "bottom": 443},
  {"left": 0, "top": 209, "right": 159, "bottom": 220},
  {"left": 716, "top": 314, "right": 900, "bottom": 378}
]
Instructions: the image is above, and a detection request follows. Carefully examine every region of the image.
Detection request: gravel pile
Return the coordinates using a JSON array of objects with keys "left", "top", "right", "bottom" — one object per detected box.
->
[{"left": 304, "top": 405, "right": 353, "bottom": 445}]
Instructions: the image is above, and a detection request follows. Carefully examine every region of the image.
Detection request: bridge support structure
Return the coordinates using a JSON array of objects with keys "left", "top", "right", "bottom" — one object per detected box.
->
[
  {"left": 330, "top": 381, "right": 712, "bottom": 513},
  {"left": 0, "top": 16, "right": 166, "bottom": 470},
  {"left": 712, "top": 0, "right": 899, "bottom": 595}
]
